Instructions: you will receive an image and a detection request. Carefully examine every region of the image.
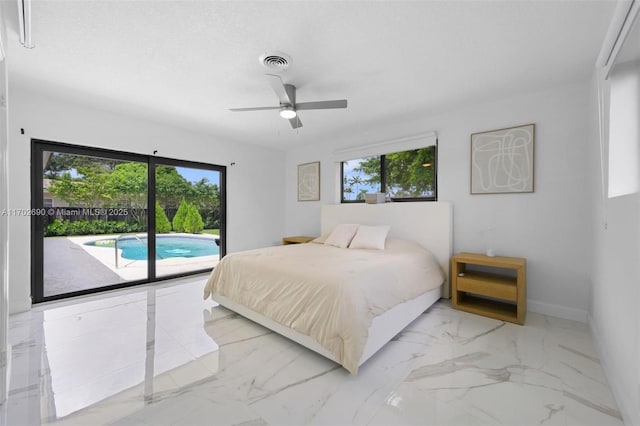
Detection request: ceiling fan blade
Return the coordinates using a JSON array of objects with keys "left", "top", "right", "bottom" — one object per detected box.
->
[
  {"left": 289, "top": 115, "right": 303, "bottom": 129},
  {"left": 229, "top": 106, "right": 281, "bottom": 112},
  {"left": 265, "top": 74, "right": 293, "bottom": 105},
  {"left": 295, "top": 100, "right": 348, "bottom": 110}
]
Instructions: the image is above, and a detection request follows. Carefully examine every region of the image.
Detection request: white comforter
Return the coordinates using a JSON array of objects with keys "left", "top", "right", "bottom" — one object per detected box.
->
[{"left": 203, "top": 238, "right": 444, "bottom": 374}]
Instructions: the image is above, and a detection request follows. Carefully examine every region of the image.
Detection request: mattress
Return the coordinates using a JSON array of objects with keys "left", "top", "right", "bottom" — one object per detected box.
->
[{"left": 204, "top": 238, "right": 444, "bottom": 374}]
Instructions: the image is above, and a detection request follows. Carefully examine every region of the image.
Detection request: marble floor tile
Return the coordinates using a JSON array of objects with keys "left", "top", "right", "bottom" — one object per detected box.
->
[{"left": 0, "top": 277, "right": 623, "bottom": 426}]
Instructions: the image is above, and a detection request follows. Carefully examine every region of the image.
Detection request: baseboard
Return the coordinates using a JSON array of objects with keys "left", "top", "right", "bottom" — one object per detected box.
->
[
  {"left": 527, "top": 298, "right": 587, "bottom": 323},
  {"left": 588, "top": 313, "right": 638, "bottom": 426}
]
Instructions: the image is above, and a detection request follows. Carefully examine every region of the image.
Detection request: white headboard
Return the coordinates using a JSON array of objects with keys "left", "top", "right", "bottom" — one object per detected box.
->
[{"left": 321, "top": 202, "right": 452, "bottom": 298}]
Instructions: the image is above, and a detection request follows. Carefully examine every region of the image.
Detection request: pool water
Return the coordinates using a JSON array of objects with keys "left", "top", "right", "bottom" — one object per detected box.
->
[{"left": 86, "top": 235, "right": 219, "bottom": 260}]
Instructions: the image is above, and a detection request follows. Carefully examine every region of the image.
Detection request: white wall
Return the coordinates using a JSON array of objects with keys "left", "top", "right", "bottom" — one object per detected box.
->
[
  {"left": 587, "top": 39, "right": 640, "bottom": 426},
  {"left": 0, "top": 7, "right": 9, "bottom": 405},
  {"left": 589, "top": 185, "right": 640, "bottom": 426},
  {"left": 6, "top": 85, "right": 286, "bottom": 313},
  {"left": 285, "top": 81, "right": 593, "bottom": 322}
]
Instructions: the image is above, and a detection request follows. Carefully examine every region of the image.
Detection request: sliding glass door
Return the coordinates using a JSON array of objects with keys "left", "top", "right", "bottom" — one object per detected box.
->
[{"left": 32, "top": 141, "right": 225, "bottom": 303}]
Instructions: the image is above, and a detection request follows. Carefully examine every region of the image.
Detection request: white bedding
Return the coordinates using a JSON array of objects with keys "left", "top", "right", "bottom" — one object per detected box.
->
[{"left": 203, "top": 238, "right": 444, "bottom": 374}]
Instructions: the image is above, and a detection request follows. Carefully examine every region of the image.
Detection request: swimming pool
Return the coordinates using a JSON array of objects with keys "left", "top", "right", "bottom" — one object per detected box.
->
[{"left": 86, "top": 235, "right": 220, "bottom": 260}]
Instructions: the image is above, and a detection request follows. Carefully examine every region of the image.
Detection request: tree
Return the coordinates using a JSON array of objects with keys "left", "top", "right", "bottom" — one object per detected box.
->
[
  {"left": 343, "top": 186, "right": 354, "bottom": 200},
  {"left": 44, "top": 152, "right": 118, "bottom": 179},
  {"left": 47, "top": 158, "right": 147, "bottom": 214},
  {"left": 108, "top": 162, "right": 148, "bottom": 224},
  {"left": 48, "top": 168, "right": 112, "bottom": 208},
  {"left": 156, "top": 166, "right": 192, "bottom": 209},
  {"left": 385, "top": 148, "right": 435, "bottom": 196},
  {"left": 191, "top": 178, "right": 220, "bottom": 230},
  {"left": 46, "top": 158, "right": 223, "bottom": 232},
  {"left": 353, "top": 157, "right": 382, "bottom": 189},
  {"left": 155, "top": 202, "right": 172, "bottom": 233},
  {"left": 190, "top": 178, "right": 218, "bottom": 206},
  {"left": 183, "top": 204, "right": 204, "bottom": 234},
  {"left": 172, "top": 198, "right": 189, "bottom": 232}
]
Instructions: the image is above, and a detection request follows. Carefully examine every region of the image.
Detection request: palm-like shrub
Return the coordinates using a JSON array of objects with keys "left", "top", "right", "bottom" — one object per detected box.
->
[
  {"left": 155, "top": 202, "right": 172, "bottom": 234},
  {"left": 172, "top": 198, "right": 188, "bottom": 232},
  {"left": 183, "top": 204, "right": 204, "bottom": 234}
]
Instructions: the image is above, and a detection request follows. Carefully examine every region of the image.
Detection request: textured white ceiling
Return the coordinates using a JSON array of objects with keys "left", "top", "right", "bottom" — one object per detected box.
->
[{"left": 2, "top": 1, "right": 617, "bottom": 149}]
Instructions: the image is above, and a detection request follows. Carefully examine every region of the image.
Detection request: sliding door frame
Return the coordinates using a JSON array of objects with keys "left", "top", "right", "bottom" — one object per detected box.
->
[
  {"left": 151, "top": 156, "right": 227, "bottom": 278},
  {"left": 31, "top": 139, "right": 226, "bottom": 303}
]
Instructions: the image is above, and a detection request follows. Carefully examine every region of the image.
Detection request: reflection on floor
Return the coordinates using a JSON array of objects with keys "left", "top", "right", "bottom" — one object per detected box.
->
[{"left": 1, "top": 277, "right": 623, "bottom": 425}]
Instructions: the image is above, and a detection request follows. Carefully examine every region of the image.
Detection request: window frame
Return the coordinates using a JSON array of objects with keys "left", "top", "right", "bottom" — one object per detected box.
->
[{"left": 340, "top": 142, "right": 438, "bottom": 203}]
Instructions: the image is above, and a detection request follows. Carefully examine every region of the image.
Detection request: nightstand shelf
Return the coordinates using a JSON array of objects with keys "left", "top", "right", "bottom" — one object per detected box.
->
[
  {"left": 452, "top": 252, "right": 526, "bottom": 325},
  {"left": 282, "top": 236, "right": 315, "bottom": 245}
]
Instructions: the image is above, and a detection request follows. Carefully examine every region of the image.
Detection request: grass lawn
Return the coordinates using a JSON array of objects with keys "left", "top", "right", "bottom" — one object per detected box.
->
[{"left": 202, "top": 229, "right": 219, "bottom": 236}]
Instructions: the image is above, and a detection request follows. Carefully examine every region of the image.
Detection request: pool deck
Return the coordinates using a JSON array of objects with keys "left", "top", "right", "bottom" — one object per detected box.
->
[
  {"left": 44, "top": 233, "right": 220, "bottom": 296},
  {"left": 44, "top": 237, "right": 126, "bottom": 296}
]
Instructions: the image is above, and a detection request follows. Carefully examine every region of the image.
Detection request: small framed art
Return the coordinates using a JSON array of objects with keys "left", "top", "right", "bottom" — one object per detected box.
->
[{"left": 298, "top": 161, "right": 320, "bottom": 201}]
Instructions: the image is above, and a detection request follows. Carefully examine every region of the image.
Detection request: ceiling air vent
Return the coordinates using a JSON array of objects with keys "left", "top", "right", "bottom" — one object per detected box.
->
[{"left": 259, "top": 51, "right": 292, "bottom": 71}]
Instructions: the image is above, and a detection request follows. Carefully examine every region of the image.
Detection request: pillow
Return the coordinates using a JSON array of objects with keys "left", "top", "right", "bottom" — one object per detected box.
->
[
  {"left": 324, "top": 224, "right": 359, "bottom": 248},
  {"left": 310, "top": 233, "right": 329, "bottom": 244},
  {"left": 348, "top": 225, "right": 391, "bottom": 250}
]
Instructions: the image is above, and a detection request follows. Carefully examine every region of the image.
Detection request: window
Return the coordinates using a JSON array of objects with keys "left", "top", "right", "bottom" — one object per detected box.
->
[
  {"left": 341, "top": 145, "right": 437, "bottom": 202},
  {"left": 608, "top": 61, "right": 639, "bottom": 197},
  {"left": 597, "top": 1, "right": 640, "bottom": 199},
  {"left": 606, "top": 11, "right": 640, "bottom": 198}
]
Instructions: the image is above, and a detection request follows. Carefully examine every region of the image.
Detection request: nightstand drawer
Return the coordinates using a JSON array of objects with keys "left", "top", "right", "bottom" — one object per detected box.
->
[{"left": 456, "top": 272, "right": 517, "bottom": 302}]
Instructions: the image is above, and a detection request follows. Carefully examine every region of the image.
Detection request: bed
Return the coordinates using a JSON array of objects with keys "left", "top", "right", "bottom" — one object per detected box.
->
[{"left": 204, "top": 202, "right": 452, "bottom": 374}]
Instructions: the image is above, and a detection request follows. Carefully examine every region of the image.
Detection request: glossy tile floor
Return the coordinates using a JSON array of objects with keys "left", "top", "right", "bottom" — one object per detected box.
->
[{"left": 1, "top": 277, "right": 623, "bottom": 426}]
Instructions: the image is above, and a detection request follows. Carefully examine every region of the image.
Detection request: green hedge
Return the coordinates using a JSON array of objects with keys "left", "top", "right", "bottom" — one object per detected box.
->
[{"left": 45, "top": 219, "right": 144, "bottom": 237}]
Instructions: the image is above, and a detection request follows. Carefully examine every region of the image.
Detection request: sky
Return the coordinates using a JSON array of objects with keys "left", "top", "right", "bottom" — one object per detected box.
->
[
  {"left": 342, "top": 158, "right": 378, "bottom": 197},
  {"left": 175, "top": 167, "right": 220, "bottom": 186}
]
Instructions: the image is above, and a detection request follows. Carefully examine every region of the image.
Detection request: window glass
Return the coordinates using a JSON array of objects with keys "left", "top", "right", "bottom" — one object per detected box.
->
[
  {"left": 342, "top": 156, "right": 380, "bottom": 201},
  {"left": 385, "top": 146, "right": 436, "bottom": 199},
  {"left": 41, "top": 151, "right": 149, "bottom": 298},
  {"left": 607, "top": 14, "right": 640, "bottom": 198},
  {"left": 155, "top": 165, "right": 222, "bottom": 278}
]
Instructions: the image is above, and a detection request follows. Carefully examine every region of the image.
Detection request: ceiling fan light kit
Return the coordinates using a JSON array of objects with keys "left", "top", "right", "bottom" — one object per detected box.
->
[{"left": 279, "top": 107, "right": 297, "bottom": 119}]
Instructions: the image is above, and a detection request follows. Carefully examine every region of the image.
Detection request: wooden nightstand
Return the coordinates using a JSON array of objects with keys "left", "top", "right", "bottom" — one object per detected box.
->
[
  {"left": 451, "top": 252, "right": 526, "bottom": 325},
  {"left": 282, "top": 236, "right": 315, "bottom": 245}
]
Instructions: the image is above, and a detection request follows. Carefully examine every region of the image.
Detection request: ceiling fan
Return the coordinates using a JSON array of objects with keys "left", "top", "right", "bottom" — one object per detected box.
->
[{"left": 229, "top": 74, "right": 348, "bottom": 129}]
